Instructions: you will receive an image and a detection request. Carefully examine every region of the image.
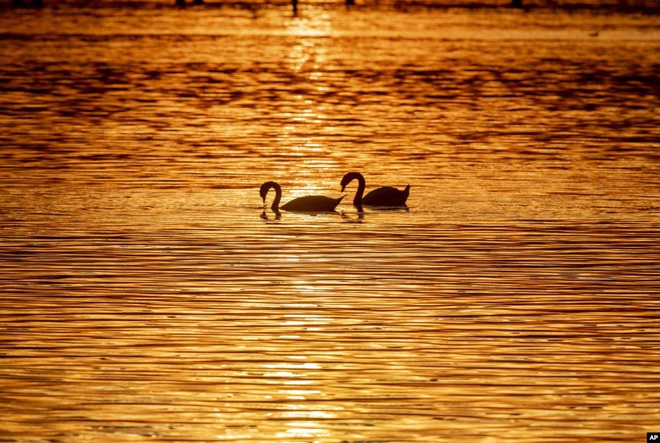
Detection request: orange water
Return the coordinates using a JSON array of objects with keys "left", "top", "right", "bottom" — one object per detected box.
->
[{"left": 0, "top": 6, "right": 658, "bottom": 442}]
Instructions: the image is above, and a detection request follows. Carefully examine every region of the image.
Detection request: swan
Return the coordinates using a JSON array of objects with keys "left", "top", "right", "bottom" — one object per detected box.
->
[
  {"left": 340, "top": 172, "right": 410, "bottom": 211},
  {"left": 260, "top": 181, "right": 344, "bottom": 212}
]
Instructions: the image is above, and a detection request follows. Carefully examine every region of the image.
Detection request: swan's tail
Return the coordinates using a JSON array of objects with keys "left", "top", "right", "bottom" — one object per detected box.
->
[{"left": 333, "top": 195, "right": 346, "bottom": 210}]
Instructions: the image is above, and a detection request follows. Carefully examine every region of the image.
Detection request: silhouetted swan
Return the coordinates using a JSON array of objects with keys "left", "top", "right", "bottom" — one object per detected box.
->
[
  {"left": 260, "top": 181, "right": 344, "bottom": 212},
  {"left": 340, "top": 172, "right": 410, "bottom": 211}
]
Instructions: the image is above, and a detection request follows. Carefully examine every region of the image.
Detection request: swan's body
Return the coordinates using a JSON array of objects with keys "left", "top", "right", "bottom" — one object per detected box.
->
[
  {"left": 340, "top": 172, "right": 410, "bottom": 211},
  {"left": 260, "top": 181, "right": 344, "bottom": 212}
]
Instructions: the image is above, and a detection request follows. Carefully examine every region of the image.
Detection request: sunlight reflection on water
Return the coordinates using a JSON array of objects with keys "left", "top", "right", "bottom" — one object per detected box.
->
[{"left": 0, "top": 4, "right": 659, "bottom": 443}]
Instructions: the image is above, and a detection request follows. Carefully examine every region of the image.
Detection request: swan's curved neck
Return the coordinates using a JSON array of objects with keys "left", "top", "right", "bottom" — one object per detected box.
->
[
  {"left": 265, "top": 182, "right": 282, "bottom": 210},
  {"left": 348, "top": 172, "right": 365, "bottom": 210}
]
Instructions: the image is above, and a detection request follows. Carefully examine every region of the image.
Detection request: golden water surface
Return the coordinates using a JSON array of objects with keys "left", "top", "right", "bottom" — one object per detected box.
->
[{"left": 1, "top": 5, "right": 659, "bottom": 442}]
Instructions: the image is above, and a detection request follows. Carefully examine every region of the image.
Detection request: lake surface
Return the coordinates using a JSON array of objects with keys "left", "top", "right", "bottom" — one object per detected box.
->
[{"left": 0, "top": 4, "right": 659, "bottom": 442}]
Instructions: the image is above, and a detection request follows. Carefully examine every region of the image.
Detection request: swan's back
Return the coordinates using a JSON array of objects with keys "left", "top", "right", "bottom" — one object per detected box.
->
[
  {"left": 281, "top": 195, "right": 345, "bottom": 212},
  {"left": 363, "top": 185, "right": 409, "bottom": 206}
]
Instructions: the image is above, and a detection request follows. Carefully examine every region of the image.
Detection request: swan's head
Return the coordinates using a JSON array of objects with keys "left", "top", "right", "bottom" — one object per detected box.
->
[
  {"left": 341, "top": 171, "right": 362, "bottom": 192},
  {"left": 259, "top": 182, "right": 271, "bottom": 202},
  {"left": 259, "top": 181, "right": 281, "bottom": 206}
]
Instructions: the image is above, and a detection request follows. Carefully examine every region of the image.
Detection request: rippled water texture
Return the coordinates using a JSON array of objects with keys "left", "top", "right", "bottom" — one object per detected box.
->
[{"left": 1, "top": 5, "right": 659, "bottom": 442}]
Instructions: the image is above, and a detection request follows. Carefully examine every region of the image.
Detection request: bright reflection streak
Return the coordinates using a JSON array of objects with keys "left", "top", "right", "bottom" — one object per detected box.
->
[
  {"left": 285, "top": 11, "right": 332, "bottom": 38},
  {"left": 264, "top": 363, "right": 323, "bottom": 370},
  {"left": 256, "top": 268, "right": 339, "bottom": 441},
  {"left": 282, "top": 315, "right": 330, "bottom": 327},
  {"left": 281, "top": 411, "right": 336, "bottom": 419},
  {"left": 264, "top": 371, "right": 303, "bottom": 378},
  {"left": 278, "top": 10, "right": 339, "bottom": 181},
  {"left": 259, "top": 357, "right": 336, "bottom": 440},
  {"left": 294, "top": 284, "right": 321, "bottom": 294},
  {"left": 277, "top": 422, "right": 331, "bottom": 439},
  {"left": 279, "top": 389, "right": 322, "bottom": 396}
]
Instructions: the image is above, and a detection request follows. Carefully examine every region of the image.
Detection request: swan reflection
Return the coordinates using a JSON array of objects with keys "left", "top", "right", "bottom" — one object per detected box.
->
[
  {"left": 260, "top": 210, "right": 281, "bottom": 222},
  {"left": 340, "top": 210, "right": 365, "bottom": 223}
]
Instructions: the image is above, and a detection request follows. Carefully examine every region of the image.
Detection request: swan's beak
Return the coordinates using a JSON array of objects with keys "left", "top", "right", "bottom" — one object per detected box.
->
[{"left": 341, "top": 185, "right": 346, "bottom": 192}]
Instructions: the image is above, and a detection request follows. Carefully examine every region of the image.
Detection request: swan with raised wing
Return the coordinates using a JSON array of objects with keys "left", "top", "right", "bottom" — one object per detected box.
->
[
  {"left": 340, "top": 172, "right": 410, "bottom": 211},
  {"left": 260, "top": 181, "right": 344, "bottom": 212}
]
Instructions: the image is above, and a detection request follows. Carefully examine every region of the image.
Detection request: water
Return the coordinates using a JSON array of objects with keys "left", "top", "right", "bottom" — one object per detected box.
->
[{"left": 1, "top": 4, "right": 659, "bottom": 442}]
